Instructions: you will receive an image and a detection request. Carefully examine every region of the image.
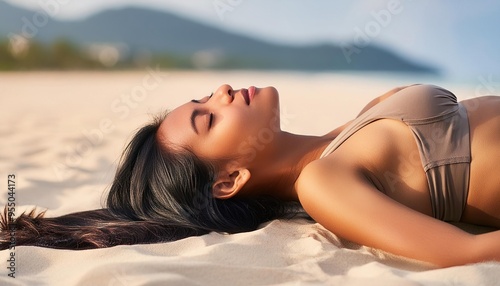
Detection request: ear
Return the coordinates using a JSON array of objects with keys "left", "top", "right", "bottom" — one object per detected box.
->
[{"left": 212, "top": 169, "right": 251, "bottom": 199}]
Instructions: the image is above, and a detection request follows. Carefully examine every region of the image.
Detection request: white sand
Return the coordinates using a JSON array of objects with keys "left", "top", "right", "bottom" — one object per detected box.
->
[{"left": 1, "top": 70, "right": 498, "bottom": 285}]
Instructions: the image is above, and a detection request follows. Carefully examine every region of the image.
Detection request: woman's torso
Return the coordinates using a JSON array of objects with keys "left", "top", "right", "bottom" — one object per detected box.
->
[{"left": 320, "top": 85, "right": 500, "bottom": 226}]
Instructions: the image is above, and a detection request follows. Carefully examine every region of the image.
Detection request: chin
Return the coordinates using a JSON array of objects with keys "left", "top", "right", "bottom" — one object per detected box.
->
[
  {"left": 260, "top": 86, "right": 280, "bottom": 106},
  {"left": 264, "top": 86, "right": 279, "bottom": 97},
  {"left": 260, "top": 86, "right": 281, "bottom": 130}
]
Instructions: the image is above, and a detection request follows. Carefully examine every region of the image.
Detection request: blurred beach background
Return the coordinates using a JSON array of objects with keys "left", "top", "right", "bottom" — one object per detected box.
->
[{"left": 1, "top": 0, "right": 499, "bottom": 215}]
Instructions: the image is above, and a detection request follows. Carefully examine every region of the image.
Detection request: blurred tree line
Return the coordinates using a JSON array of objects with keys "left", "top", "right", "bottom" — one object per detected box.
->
[
  {"left": 0, "top": 38, "right": 194, "bottom": 70},
  {"left": 1, "top": 38, "right": 103, "bottom": 70}
]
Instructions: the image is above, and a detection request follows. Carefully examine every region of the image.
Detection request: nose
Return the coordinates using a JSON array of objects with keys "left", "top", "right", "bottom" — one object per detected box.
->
[{"left": 214, "top": 84, "right": 234, "bottom": 104}]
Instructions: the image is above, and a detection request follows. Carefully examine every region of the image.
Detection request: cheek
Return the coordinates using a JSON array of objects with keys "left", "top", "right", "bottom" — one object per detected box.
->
[
  {"left": 195, "top": 110, "right": 250, "bottom": 159},
  {"left": 196, "top": 101, "right": 278, "bottom": 160},
  {"left": 206, "top": 117, "right": 248, "bottom": 157}
]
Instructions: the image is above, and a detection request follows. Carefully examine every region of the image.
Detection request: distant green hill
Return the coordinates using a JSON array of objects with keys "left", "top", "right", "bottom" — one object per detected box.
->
[{"left": 0, "top": 1, "right": 437, "bottom": 72}]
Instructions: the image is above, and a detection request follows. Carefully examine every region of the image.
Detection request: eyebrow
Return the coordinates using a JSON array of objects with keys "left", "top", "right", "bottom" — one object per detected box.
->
[{"left": 190, "top": 109, "right": 200, "bottom": 134}]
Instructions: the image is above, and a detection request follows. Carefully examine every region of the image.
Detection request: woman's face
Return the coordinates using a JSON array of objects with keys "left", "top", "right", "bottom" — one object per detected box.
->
[{"left": 157, "top": 84, "right": 280, "bottom": 169}]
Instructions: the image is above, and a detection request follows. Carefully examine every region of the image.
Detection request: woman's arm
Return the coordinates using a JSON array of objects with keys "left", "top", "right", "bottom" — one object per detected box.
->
[
  {"left": 357, "top": 86, "right": 414, "bottom": 117},
  {"left": 296, "top": 159, "right": 500, "bottom": 268}
]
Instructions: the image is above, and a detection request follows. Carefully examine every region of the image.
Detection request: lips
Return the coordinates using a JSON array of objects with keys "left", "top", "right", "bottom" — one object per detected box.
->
[{"left": 248, "top": 86, "right": 256, "bottom": 101}]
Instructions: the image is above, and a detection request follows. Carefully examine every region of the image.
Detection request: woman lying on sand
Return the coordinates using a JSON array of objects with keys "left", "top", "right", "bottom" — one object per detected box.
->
[{"left": 2, "top": 84, "right": 499, "bottom": 267}]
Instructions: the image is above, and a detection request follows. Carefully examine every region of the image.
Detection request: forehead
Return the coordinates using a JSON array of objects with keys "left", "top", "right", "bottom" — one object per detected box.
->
[{"left": 158, "top": 102, "right": 193, "bottom": 148}]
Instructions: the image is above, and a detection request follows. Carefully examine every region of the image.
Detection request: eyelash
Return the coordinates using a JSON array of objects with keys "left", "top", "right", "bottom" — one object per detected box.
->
[{"left": 207, "top": 93, "right": 214, "bottom": 129}]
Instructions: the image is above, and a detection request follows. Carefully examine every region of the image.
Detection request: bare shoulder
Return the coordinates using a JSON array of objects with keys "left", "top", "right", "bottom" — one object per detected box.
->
[
  {"left": 295, "top": 154, "right": 361, "bottom": 208},
  {"left": 294, "top": 151, "right": 481, "bottom": 267},
  {"left": 295, "top": 155, "right": 342, "bottom": 193}
]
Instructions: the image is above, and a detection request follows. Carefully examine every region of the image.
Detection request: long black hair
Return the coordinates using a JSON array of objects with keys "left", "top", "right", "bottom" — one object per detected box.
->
[{"left": 0, "top": 113, "right": 302, "bottom": 249}]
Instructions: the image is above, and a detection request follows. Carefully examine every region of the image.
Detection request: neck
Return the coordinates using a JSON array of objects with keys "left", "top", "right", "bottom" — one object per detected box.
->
[{"left": 243, "top": 130, "right": 336, "bottom": 202}]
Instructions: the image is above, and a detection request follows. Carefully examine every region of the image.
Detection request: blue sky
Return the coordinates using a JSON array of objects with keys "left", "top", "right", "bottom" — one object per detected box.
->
[{"left": 5, "top": 0, "right": 500, "bottom": 81}]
